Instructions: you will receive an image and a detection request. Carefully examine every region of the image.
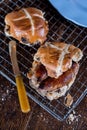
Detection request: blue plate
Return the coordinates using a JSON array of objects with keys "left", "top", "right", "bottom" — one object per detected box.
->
[{"left": 49, "top": 0, "right": 87, "bottom": 27}]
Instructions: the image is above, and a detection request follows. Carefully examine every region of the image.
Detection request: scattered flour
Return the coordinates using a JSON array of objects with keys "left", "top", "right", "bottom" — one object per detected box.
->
[{"left": 67, "top": 110, "right": 81, "bottom": 124}]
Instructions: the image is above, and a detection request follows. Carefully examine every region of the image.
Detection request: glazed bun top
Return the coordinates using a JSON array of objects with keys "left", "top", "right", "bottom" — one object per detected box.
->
[{"left": 5, "top": 7, "right": 49, "bottom": 45}]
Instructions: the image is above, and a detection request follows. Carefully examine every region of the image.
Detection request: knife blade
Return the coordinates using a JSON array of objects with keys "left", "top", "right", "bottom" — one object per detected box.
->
[{"left": 9, "top": 40, "right": 30, "bottom": 113}]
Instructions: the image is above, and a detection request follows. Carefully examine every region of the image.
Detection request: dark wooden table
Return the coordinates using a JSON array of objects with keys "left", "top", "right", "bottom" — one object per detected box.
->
[{"left": 0, "top": 75, "right": 87, "bottom": 130}]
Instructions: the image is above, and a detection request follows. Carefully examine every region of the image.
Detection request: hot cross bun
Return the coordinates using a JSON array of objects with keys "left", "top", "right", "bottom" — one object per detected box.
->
[{"left": 5, "top": 7, "right": 49, "bottom": 45}]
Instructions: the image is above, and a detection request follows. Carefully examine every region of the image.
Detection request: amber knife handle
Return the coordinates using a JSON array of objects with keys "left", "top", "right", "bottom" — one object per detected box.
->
[{"left": 15, "top": 74, "right": 30, "bottom": 113}]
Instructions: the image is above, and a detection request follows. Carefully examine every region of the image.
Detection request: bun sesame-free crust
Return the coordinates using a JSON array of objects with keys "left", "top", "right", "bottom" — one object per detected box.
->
[
  {"left": 5, "top": 7, "right": 48, "bottom": 45},
  {"left": 34, "top": 42, "right": 83, "bottom": 78}
]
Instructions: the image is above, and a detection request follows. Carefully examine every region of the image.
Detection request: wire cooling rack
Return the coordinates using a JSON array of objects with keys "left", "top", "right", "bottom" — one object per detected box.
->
[{"left": 0, "top": 0, "right": 87, "bottom": 121}]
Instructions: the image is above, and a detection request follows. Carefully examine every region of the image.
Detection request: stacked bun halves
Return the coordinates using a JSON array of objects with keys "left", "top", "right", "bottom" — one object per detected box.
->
[
  {"left": 5, "top": 8, "right": 83, "bottom": 100},
  {"left": 5, "top": 7, "right": 48, "bottom": 45},
  {"left": 27, "top": 42, "right": 83, "bottom": 100}
]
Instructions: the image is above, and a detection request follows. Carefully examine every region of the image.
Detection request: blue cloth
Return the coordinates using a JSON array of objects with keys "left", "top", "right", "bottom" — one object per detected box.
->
[{"left": 49, "top": 0, "right": 87, "bottom": 27}]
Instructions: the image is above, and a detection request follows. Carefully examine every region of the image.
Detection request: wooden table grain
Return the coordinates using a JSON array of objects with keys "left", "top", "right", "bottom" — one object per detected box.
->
[{"left": 0, "top": 75, "right": 87, "bottom": 130}]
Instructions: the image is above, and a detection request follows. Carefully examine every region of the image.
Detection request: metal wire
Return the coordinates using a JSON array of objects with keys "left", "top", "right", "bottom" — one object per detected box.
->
[{"left": 0, "top": 0, "right": 87, "bottom": 121}]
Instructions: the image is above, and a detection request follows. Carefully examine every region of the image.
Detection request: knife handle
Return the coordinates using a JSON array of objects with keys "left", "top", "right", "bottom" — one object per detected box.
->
[{"left": 15, "top": 75, "right": 30, "bottom": 113}]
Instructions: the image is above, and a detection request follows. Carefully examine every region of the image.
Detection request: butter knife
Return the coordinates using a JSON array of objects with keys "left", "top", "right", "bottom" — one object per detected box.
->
[{"left": 9, "top": 40, "right": 30, "bottom": 113}]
